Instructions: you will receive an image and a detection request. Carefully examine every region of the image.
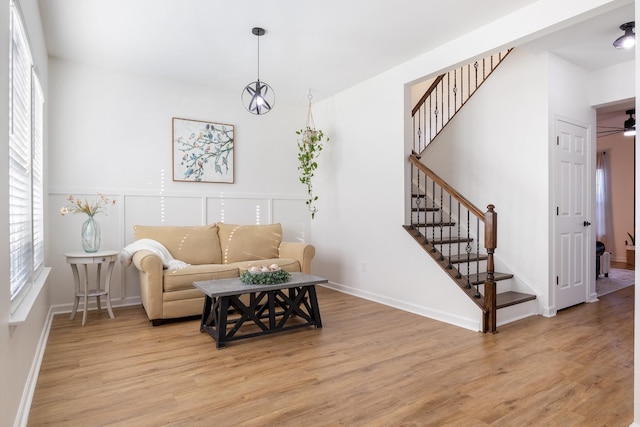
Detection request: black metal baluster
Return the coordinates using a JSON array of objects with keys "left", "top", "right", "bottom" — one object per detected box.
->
[
  {"left": 417, "top": 106, "right": 422, "bottom": 153},
  {"left": 465, "top": 210, "right": 472, "bottom": 289},
  {"left": 446, "top": 194, "right": 452, "bottom": 268},
  {"left": 436, "top": 79, "right": 444, "bottom": 135},
  {"left": 438, "top": 185, "right": 444, "bottom": 261},
  {"left": 434, "top": 85, "right": 439, "bottom": 139},
  {"left": 412, "top": 162, "right": 418, "bottom": 230},
  {"left": 447, "top": 72, "right": 451, "bottom": 126},
  {"left": 429, "top": 91, "right": 433, "bottom": 143},
  {"left": 414, "top": 164, "right": 420, "bottom": 231},
  {"left": 423, "top": 99, "right": 427, "bottom": 150},
  {"left": 467, "top": 64, "right": 470, "bottom": 105},
  {"left": 455, "top": 201, "right": 462, "bottom": 279},
  {"left": 474, "top": 61, "right": 479, "bottom": 92},
  {"left": 475, "top": 217, "right": 481, "bottom": 298},
  {"left": 423, "top": 172, "right": 429, "bottom": 244},
  {"left": 453, "top": 68, "right": 458, "bottom": 113},
  {"left": 431, "top": 179, "right": 436, "bottom": 252},
  {"left": 483, "top": 57, "right": 486, "bottom": 80}
]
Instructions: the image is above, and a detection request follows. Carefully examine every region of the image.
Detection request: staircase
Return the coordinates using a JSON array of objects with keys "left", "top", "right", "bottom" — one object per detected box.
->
[{"left": 405, "top": 49, "right": 536, "bottom": 333}]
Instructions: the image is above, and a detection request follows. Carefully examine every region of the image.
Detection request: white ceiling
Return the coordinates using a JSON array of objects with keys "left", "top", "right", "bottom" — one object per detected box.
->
[{"left": 38, "top": 0, "right": 634, "bottom": 112}]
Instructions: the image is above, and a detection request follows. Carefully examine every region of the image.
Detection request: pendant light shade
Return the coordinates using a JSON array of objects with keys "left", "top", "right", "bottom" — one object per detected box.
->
[
  {"left": 613, "top": 22, "right": 635, "bottom": 49},
  {"left": 624, "top": 109, "right": 636, "bottom": 137},
  {"left": 242, "top": 27, "right": 275, "bottom": 115}
]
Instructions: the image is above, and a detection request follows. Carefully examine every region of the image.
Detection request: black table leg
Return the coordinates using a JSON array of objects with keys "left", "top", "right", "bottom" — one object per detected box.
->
[
  {"left": 307, "top": 285, "right": 322, "bottom": 328},
  {"left": 215, "top": 296, "right": 230, "bottom": 348}
]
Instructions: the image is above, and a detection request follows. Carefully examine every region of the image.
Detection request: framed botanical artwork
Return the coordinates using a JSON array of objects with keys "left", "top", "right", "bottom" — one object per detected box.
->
[{"left": 172, "top": 117, "right": 235, "bottom": 183}]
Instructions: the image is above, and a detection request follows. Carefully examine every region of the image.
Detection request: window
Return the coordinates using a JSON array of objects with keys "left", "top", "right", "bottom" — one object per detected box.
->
[
  {"left": 9, "top": 0, "right": 44, "bottom": 307},
  {"left": 595, "top": 151, "right": 611, "bottom": 249}
]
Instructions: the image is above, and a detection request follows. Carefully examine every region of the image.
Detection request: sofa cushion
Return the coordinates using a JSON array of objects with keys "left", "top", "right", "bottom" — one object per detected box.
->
[
  {"left": 163, "top": 264, "right": 239, "bottom": 292},
  {"left": 134, "top": 224, "right": 222, "bottom": 265},
  {"left": 217, "top": 223, "right": 282, "bottom": 264}
]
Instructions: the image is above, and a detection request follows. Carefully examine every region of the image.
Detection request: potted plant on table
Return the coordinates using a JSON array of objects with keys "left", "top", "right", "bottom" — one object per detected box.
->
[{"left": 60, "top": 193, "right": 116, "bottom": 253}]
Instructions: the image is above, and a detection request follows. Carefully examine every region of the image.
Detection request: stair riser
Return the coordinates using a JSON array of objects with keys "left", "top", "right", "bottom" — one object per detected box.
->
[{"left": 454, "top": 261, "right": 488, "bottom": 276}]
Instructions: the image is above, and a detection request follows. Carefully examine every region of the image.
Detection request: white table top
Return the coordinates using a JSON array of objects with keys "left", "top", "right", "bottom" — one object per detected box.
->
[{"left": 64, "top": 249, "right": 119, "bottom": 258}]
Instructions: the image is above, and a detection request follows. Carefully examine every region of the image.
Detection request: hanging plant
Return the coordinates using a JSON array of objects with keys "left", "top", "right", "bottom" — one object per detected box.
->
[{"left": 296, "top": 92, "right": 329, "bottom": 219}]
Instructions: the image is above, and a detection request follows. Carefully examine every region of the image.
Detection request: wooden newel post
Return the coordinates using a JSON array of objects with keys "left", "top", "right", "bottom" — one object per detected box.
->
[{"left": 484, "top": 204, "right": 498, "bottom": 333}]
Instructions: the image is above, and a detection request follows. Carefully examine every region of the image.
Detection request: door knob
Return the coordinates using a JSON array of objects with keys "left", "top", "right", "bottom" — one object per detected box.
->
[{"left": 583, "top": 221, "right": 591, "bottom": 227}]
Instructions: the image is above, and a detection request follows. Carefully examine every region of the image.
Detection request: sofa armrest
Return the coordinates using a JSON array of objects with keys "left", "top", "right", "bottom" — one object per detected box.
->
[
  {"left": 279, "top": 242, "right": 315, "bottom": 274},
  {"left": 132, "top": 249, "right": 164, "bottom": 321}
]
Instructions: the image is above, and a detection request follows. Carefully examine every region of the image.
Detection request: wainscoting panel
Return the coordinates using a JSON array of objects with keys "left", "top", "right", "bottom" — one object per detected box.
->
[
  {"left": 124, "top": 195, "right": 205, "bottom": 241},
  {"left": 47, "top": 190, "right": 310, "bottom": 310},
  {"left": 205, "top": 197, "right": 271, "bottom": 225}
]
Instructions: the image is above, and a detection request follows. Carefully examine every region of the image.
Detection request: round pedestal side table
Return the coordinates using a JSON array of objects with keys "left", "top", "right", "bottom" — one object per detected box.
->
[{"left": 64, "top": 250, "right": 118, "bottom": 326}]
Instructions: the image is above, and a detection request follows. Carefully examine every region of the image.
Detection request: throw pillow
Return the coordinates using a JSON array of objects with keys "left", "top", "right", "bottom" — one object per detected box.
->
[
  {"left": 133, "top": 224, "right": 222, "bottom": 265},
  {"left": 217, "top": 223, "right": 282, "bottom": 264}
]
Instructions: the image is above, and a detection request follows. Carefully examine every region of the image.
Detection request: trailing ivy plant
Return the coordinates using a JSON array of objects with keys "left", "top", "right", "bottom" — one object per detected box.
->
[{"left": 296, "top": 127, "right": 328, "bottom": 219}]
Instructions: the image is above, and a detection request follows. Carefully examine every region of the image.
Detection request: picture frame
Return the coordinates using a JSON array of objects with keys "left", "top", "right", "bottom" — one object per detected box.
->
[{"left": 172, "top": 117, "right": 235, "bottom": 183}]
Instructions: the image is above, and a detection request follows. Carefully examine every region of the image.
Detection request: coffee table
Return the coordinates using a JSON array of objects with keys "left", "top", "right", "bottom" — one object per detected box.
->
[{"left": 193, "top": 272, "right": 328, "bottom": 348}]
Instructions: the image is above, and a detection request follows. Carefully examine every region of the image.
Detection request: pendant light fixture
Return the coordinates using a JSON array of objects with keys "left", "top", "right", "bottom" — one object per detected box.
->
[
  {"left": 241, "top": 27, "right": 275, "bottom": 115},
  {"left": 613, "top": 21, "right": 635, "bottom": 49},
  {"left": 624, "top": 109, "right": 636, "bottom": 136}
]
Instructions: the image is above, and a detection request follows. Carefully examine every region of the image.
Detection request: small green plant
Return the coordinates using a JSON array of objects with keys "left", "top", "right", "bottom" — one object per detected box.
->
[
  {"left": 240, "top": 268, "right": 291, "bottom": 285},
  {"left": 296, "top": 127, "right": 328, "bottom": 219}
]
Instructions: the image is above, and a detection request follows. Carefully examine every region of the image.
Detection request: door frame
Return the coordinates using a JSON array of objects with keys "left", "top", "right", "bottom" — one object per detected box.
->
[{"left": 549, "top": 114, "right": 596, "bottom": 316}]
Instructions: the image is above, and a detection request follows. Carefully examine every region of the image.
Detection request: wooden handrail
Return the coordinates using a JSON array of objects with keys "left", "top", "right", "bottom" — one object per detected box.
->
[
  {"left": 411, "top": 74, "right": 444, "bottom": 116},
  {"left": 409, "top": 153, "right": 485, "bottom": 220}
]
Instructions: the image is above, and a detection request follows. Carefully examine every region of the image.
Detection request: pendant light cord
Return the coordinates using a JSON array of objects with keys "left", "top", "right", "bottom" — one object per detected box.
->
[
  {"left": 256, "top": 31, "right": 260, "bottom": 81},
  {"left": 306, "top": 91, "right": 315, "bottom": 130}
]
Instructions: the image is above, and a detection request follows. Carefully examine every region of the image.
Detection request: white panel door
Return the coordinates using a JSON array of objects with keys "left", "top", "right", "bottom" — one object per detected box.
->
[{"left": 555, "top": 118, "right": 590, "bottom": 310}]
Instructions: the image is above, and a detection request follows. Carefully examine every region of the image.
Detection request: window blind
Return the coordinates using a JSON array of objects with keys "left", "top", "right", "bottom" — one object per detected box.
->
[
  {"left": 32, "top": 75, "right": 44, "bottom": 272},
  {"left": 9, "top": 2, "right": 34, "bottom": 301}
]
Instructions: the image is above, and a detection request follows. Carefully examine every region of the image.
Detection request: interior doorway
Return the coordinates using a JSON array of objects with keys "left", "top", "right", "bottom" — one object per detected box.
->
[{"left": 595, "top": 101, "right": 636, "bottom": 268}]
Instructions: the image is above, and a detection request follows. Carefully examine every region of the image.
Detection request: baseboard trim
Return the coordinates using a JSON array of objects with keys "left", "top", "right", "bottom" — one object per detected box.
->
[
  {"left": 49, "top": 296, "right": 142, "bottom": 315},
  {"left": 13, "top": 305, "right": 54, "bottom": 427},
  {"left": 321, "top": 282, "right": 480, "bottom": 332}
]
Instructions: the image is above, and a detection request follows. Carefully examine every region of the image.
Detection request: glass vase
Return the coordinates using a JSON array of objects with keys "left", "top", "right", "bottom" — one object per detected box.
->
[{"left": 81, "top": 215, "right": 101, "bottom": 253}]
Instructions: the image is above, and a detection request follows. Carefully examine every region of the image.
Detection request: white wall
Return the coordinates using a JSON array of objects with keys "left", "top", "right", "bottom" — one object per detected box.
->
[
  {"left": 309, "top": 66, "right": 482, "bottom": 329},
  {"left": 1, "top": 0, "right": 634, "bottom": 425},
  {"left": 423, "top": 49, "right": 550, "bottom": 303},
  {"left": 0, "top": 1, "right": 50, "bottom": 426},
  {"left": 45, "top": 58, "right": 314, "bottom": 311},
  {"left": 590, "top": 60, "right": 635, "bottom": 107},
  {"left": 546, "top": 52, "right": 598, "bottom": 309},
  {"left": 310, "top": 0, "right": 630, "bottom": 329}
]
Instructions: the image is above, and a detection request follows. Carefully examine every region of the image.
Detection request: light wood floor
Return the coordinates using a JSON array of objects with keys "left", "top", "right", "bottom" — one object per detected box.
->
[{"left": 29, "top": 285, "right": 633, "bottom": 426}]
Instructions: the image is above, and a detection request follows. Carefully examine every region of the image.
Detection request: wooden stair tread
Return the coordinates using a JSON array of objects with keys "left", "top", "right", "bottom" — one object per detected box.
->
[
  {"left": 447, "top": 254, "right": 488, "bottom": 263},
  {"left": 465, "top": 272, "right": 513, "bottom": 285},
  {"left": 411, "top": 207, "right": 440, "bottom": 212},
  {"left": 411, "top": 221, "right": 456, "bottom": 228},
  {"left": 496, "top": 291, "right": 537, "bottom": 309},
  {"left": 431, "top": 237, "right": 473, "bottom": 245},
  {"left": 402, "top": 225, "right": 535, "bottom": 319}
]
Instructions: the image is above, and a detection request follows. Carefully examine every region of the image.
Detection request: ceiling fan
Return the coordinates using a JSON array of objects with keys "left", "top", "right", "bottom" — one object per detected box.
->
[{"left": 597, "top": 109, "right": 636, "bottom": 138}]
